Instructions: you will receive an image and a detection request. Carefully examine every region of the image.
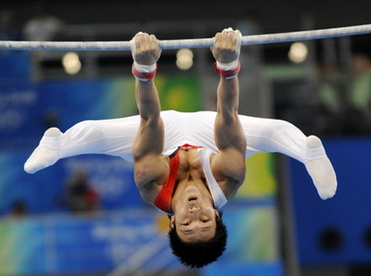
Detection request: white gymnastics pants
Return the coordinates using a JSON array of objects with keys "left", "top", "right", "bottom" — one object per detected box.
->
[
  {"left": 25, "top": 110, "right": 337, "bottom": 199},
  {"left": 37, "top": 110, "right": 326, "bottom": 163}
]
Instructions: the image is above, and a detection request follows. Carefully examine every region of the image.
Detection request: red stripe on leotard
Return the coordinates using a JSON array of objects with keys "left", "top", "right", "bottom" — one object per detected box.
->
[{"left": 154, "top": 149, "right": 180, "bottom": 214}]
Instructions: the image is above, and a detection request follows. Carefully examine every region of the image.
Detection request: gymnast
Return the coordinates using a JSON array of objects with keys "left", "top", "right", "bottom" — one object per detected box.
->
[{"left": 24, "top": 28, "right": 337, "bottom": 268}]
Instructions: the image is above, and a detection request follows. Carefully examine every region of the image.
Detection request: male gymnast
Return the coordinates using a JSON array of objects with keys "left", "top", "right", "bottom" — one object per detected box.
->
[{"left": 24, "top": 28, "right": 337, "bottom": 268}]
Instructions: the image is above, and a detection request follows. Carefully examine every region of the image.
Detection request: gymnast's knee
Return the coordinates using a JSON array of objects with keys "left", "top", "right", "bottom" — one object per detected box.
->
[{"left": 72, "top": 120, "right": 105, "bottom": 140}]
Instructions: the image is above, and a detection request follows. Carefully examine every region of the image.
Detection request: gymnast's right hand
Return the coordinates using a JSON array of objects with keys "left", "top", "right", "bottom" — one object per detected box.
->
[
  {"left": 131, "top": 32, "right": 162, "bottom": 65},
  {"left": 211, "top": 28, "right": 241, "bottom": 63}
]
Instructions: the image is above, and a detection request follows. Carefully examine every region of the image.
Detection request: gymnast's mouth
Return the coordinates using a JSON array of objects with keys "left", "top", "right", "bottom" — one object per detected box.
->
[{"left": 188, "top": 197, "right": 198, "bottom": 203}]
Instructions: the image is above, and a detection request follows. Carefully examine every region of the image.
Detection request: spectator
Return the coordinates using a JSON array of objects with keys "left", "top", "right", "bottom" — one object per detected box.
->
[
  {"left": 235, "top": 10, "right": 265, "bottom": 117},
  {"left": 236, "top": 9, "right": 263, "bottom": 36},
  {"left": 43, "top": 109, "right": 60, "bottom": 131},
  {"left": 236, "top": 10, "right": 264, "bottom": 62},
  {"left": 317, "top": 63, "right": 344, "bottom": 136},
  {"left": 64, "top": 169, "right": 100, "bottom": 214},
  {"left": 22, "top": 1, "right": 64, "bottom": 41},
  {"left": 7, "top": 200, "right": 27, "bottom": 218},
  {"left": 0, "top": 9, "right": 21, "bottom": 41},
  {"left": 343, "top": 53, "right": 371, "bottom": 135}
]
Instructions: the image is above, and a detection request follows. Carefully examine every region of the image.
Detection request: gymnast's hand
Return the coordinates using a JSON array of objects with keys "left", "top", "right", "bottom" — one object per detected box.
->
[
  {"left": 131, "top": 32, "right": 162, "bottom": 65},
  {"left": 211, "top": 28, "right": 242, "bottom": 63}
]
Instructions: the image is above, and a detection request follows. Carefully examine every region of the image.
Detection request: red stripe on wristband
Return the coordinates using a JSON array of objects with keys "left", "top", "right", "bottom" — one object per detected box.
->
[
  {"left": 214, "top": 60, "right": 241, "bottom": 78},
  {"left": 132, "top": 63, "right": 157, "bottom": 80}
]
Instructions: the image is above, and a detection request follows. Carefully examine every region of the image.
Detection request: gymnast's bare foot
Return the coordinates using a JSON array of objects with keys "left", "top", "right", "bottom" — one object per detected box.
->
[
  {"left": 24, "top": 128, "right": 61, "bottom": 174},
  {"left": 304, "top": 135, "right": 337, "bottom": 199}
]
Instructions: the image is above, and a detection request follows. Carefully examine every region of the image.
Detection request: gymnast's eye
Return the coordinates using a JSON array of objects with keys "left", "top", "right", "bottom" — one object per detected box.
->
[
  {"left": 182, "top": 222, "right": 191, "bottom": 226},
  {"left": 201, "top": 219, "right": 209, "bottom": 223}
]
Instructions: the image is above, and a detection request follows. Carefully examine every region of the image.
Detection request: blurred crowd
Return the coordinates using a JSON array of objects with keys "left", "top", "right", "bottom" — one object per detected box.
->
[
  {"left": 318, "top": 52, "right": 371, "bottom": 136},
  {"left": 1, "top": 3, "right": 370, "bottom": 138},
  {"left": 0, "top": 2, "right": 64, "bottom": 42}
]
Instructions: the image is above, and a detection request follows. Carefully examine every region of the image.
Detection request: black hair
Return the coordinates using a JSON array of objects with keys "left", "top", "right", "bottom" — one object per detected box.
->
[{"left": 168, "top": 211, "right": 227, "bottom": 268}]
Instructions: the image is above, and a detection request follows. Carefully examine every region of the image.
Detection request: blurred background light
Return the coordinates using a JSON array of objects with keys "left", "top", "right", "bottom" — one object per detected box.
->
[
  {"left": 62, "top": 52, "right": 81, "bottom": 74},
  {"left": 176, "top": 48, "right": 193, "bottom": 70},
  {"left": 288, "top": 42, "right": 308, "bottom": 63}
]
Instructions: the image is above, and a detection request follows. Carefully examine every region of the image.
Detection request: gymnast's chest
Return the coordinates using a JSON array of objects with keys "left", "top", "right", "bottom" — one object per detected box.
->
[{"left": 177, "top": 149, "right": 204, "bottom": 178}]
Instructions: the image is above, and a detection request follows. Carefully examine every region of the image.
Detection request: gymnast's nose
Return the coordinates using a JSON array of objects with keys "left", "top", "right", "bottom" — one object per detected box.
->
[{"left": 189, "top": 206, "right": 200, "bottom": 213}]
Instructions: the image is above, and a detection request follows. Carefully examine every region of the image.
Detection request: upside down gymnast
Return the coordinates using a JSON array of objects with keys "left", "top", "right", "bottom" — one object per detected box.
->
[{"left": 24, "top": 28, "right": 337, "bottom": 268}]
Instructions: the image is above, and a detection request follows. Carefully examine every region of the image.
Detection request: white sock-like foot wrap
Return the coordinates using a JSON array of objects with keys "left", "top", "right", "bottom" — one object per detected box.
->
[
  {"left": 304, "top": 135, "right": 337, "bottom": 199},
  {"left": 24, "top": 128, "right": 62, "bottom": 174}
]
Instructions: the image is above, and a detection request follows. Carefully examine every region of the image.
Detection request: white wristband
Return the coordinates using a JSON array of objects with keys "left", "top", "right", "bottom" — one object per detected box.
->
[
  {"left": 133, "top": 62, "right": 157, "bottom": 73},
  {"left": 216, "top": 60, "right": 239, "bottom": 71}
]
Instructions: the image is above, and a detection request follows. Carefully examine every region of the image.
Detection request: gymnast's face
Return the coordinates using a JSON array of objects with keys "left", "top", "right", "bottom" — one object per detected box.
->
[{"left": 170, "top": 186, "right": 219, "bottom": 242}]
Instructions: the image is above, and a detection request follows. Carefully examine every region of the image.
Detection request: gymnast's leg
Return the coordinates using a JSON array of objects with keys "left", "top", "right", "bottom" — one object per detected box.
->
[
  {"left": 24, "top": 110, "right": 202, "bottom": 174},
  {"left": 238, "top": 115, "right": 337, "bottom": 199},
  {"left": 175, "top": 111, "right": 337, "bottom": 199},
  {"left": 24, "top": 111, "right": 337, "bottom": 198},
  {"left": 24, "top": 116, "right": 141, "bottom": 174}
]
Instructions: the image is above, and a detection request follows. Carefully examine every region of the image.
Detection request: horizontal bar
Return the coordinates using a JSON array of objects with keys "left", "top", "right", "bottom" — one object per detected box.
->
[{"left": 0, "top": 24, "right": 370, "bottom": 51}]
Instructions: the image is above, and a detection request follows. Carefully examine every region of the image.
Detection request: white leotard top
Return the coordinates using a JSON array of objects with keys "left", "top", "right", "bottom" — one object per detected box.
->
[{"left": 198, "top": 148, "right": 228, "bottom": 210}]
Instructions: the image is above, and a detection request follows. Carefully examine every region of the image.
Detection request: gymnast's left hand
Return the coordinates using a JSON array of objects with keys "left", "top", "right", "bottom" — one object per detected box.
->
[
  {"left": 211, "top": 28, "right": 242, "bottom": 63},
  {"left": 131, "top": 32, "right": 162, "bottom": 65}
]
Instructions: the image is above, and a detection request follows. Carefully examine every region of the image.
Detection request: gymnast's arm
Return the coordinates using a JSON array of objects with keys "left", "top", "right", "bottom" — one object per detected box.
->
[
  {"left": 130, "top": 32, "right": 169, "bottom": 202},
  {"left": 209, "top": 29, "right": 247, "bottom": 198}
]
